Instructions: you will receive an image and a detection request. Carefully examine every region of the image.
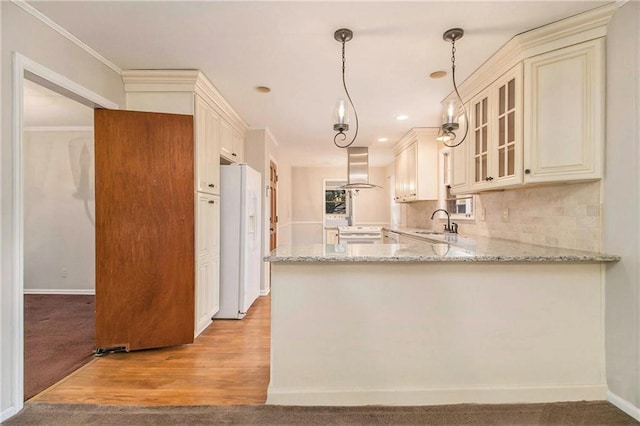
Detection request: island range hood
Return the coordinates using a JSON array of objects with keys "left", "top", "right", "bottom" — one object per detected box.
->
[{"left": 342, "top": 147, "right": 381, "bottom": 190}]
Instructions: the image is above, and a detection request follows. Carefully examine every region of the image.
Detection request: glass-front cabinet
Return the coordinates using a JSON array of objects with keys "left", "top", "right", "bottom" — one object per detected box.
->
[{"left": 469, "top": 63, "right": 523, "bottom": 192}]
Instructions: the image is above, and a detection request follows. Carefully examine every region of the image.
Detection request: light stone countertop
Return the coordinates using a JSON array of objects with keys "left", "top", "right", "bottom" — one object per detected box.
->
[{"left": 266, "top": 226, "right": 620, "bottom": 263}]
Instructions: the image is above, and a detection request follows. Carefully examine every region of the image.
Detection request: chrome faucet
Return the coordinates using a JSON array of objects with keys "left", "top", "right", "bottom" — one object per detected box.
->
[{"left": 430, "top": 209, "right": 458, "bottom": 234}]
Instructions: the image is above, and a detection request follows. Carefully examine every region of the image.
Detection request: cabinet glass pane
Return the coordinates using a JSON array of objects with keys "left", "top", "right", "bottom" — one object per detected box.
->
[
  {"left": 499, "top": 116, "right": 505, "bottom": 146},
  {"left": 475, "top": 157, "right": 481, "bottom": 182},
  {"left": 508, "top": 111, "right": 515, "bottom": 142},
  {"left": 507, "top": 145, "right": 515, "bottom": 175},
  {"left": 475, "top": 129, "right": 481, "bottom": 154},
  {"left": 499, "top": 86, "right": 505, "bottom": 115},
  {"left": 481, "top": 156, "right": 487, "bottom": 181},
  {"left": 482, "top": 98, "right": 488, "bottom": 124},
  {"left": 498, "top": 148, "right": 505, "bottom": 177},
  {"left": 475, "top": 103, "right": 480, "bottom": 123},
  {"left": 508, "top": 79, "right": 515, "bottom": 110},
  {"left": 482, "top": 127, "right": 487, "bottom": 152}
]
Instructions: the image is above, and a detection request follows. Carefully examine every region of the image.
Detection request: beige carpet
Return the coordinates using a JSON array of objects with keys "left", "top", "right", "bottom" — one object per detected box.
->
[{"left": 2, "top": 401, "right": 637, "bottom": 425}]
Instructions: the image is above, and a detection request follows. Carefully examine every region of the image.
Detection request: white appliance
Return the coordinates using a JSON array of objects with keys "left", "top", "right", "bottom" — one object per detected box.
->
[
  {"left": 338, "top": 226, "right": 383, "bottom": 244},
  {"left": 217, "top": 164, "right": 262, "bottom": 319}
]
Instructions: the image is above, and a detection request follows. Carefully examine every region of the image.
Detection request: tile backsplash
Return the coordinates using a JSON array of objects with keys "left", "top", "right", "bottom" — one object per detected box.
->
[{"left": 405, "top": 181, "right": 602, "bottom": 252}]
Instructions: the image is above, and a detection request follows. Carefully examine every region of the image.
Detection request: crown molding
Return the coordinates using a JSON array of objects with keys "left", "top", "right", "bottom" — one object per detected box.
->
[
  {"left": 11, "top": 0, "right": 122, "bottom": 74},
  {"left": 394, "top": 127, "right": 439, "bottom": 153},
  {"left": 122, "top": 69, "right": 248, "bottom": 131},
  {"left": 445, "top": 2, "right": 618, "bottom": 103}
]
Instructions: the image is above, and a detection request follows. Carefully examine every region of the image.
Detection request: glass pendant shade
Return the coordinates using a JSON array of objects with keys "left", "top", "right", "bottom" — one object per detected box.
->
[
  {"left": 441, "top": 98, "right": 461, "bottom": 133},
  {"left": 333, "top": 99, "right": 350, "bottom": 132}
]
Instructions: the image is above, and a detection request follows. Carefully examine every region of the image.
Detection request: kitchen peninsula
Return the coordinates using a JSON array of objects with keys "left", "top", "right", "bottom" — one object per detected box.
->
[{"left": 265, "top": 235, "right": 618, "bottom": 406}]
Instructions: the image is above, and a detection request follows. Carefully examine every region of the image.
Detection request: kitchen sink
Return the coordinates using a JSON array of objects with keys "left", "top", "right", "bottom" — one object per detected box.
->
[{"left": 414, "top": 231, "right": 444, "bottom": 235}]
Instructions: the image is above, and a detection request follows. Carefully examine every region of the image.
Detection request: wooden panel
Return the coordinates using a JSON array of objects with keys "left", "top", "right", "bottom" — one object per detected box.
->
[{"left": 94, "top": 109, "right": 195, "bottom": 352}]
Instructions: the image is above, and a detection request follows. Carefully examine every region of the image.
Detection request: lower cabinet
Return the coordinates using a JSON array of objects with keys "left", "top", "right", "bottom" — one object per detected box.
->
[{"left": 195, "top": 193, "right": 220, "bottom": 337}]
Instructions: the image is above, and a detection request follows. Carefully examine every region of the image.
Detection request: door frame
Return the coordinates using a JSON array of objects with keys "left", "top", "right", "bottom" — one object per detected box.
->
[{"left": 10, "top": 53, "right": 118, "bottom": 415}]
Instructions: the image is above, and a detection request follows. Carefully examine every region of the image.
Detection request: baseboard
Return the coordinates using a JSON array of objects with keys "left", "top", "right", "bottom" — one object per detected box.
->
[
  {"left": 266, "top": 384, "right": 608, "bottom": 406},
  {"left": 24, "top": 288, "right": 95, "bottom": 295},
  {"left": 1, "top": 404, "right": 21, "bottom": 423},
  {"left": 260, "top": 288, "right": 271, "bottom": 296},
  {"left": 607, "top": 390, "right": 640, "bottom": 422}
]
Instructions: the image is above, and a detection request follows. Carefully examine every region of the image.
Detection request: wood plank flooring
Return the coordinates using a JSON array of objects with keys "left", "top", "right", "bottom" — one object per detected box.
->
[{"left": 31, "top": 295, "right": 270, "bottom": 405}]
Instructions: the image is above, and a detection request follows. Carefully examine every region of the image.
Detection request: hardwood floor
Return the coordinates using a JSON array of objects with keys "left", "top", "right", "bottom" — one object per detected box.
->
[{"left": 31, "top": 295, "right": 270, "bottom": 405}]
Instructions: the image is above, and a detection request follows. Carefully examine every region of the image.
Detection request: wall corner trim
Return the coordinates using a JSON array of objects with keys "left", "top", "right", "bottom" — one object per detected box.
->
[
  {"left": 607, "top": 390, "right": 640, "bottom": 422},
  {"left": 10, "top": 0, "right": 122, "bottom": 74}
]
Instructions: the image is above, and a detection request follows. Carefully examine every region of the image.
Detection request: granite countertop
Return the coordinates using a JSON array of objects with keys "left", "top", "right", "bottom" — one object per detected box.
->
[{"left": 266, "top": 226, "right": 620, "bottom": 263}]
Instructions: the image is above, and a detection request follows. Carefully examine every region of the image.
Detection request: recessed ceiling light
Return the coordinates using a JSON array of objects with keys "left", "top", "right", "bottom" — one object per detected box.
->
[
  {"left": 377, "top": 137, "right": 389, "bottom": 142},
  {"left": 255, "top": 86, "right": 271, "bottom": 93},
  {"left": 395, "top": 115, "right": 409, "bottom": 121},
  {"left": 429, "top": 70, "right": 447, "bottom": 79}
]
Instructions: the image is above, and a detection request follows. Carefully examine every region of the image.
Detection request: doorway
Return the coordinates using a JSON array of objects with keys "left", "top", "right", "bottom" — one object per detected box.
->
[
  {"left": 11, "top": 53, "right": 118, "bottom": 412},
  {"left": 22, "top": 79, "right": 97, "bottom": 400}
]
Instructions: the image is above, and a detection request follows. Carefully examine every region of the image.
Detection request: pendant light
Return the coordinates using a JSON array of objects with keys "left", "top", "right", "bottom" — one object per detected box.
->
[
  {"left": 437, "top": 28, "right": 469, "bottom": 148},
  {"left": 333, "top": 28, "right": 359, "bottom": 149}
]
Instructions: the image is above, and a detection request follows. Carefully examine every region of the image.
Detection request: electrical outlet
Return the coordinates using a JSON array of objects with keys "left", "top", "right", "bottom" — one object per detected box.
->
[
  {"left": 61, "top": 268, "right": 68, "bottom": 278},
  {"left": 502, "top": 208, "right": 510, "bottom": 222}
]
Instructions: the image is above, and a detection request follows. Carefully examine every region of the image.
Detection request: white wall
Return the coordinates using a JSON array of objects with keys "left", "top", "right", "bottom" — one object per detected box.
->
[
  {"left": 603, "top": 2, "right": 640, "bottom": 418},
  {"left": 24, "top": 129, "right": 95, "bottom": 293},
  {"left": 291, "top": 166, "right": 390, "bottom": 244},
  {"left": 1, "top": 2, "right": 124, "bottom": 420}
]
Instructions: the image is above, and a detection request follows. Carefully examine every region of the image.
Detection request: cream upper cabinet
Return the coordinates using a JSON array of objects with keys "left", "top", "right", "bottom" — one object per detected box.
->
[
  {"left": 523, "top": 38, "right": 604, "bottom": 183},
  {"left": 393, "top": 128, "right": 439, "bottom": 203},
  {"left": 449, "top": 104, "right": 470, "bottom": 195},
  {"left": 220, "top": 121, "right": 245, "bottom": 163},
  {"left": 232, "top": 130, "right": 245, "bottom": 163},
  {"left": 469, "top": 63, "right": 523, "bottom": 192},
  {"left": 195, "top": 95, "right": 220, "bottom": 195},
  {"left": 437, "top": 5, "right": 612, "bottom": 194}
]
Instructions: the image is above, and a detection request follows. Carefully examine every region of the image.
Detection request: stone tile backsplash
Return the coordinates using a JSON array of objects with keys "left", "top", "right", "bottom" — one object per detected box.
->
[{"left": 406, "top": 181, "right": 602, "bottom": 252}]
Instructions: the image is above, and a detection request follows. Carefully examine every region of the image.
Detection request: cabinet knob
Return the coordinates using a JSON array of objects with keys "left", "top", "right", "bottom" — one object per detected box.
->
[
  {"left": 232, "top": 153, "right": 237, "bottom": 157},
  {"left": 485, "top": 176, "right": 494, "bottom": 182},
  {"left": 208, "top": 200, "right": 215, "bottom": 204},
  {"left": 525, "top": 169, "right": 531, "bottom": 174},
  {"left": 208, "top": 184, "right": 215, "bottom": 188}
]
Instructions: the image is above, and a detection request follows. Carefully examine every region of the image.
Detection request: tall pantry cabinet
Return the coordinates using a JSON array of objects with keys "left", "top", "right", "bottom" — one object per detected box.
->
[{"left": 122, "top": 70, "right": 248, "bottom": 337}]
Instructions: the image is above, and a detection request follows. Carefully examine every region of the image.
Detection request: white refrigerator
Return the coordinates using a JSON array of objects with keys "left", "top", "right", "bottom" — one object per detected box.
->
[{"left": 217, "top": 164, "right": 262, "bottom": 319}]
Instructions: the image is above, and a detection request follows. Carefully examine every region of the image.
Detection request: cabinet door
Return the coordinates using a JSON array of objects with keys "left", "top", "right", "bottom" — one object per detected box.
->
[
  {"left": 404, "top": 142, "right": 417, "bottom": 201},
  {"left": 195, "top": 193, "right": 220, "bottom": 337},
  {"left": 232, "top": 130, "right": 244, "bottom": 163},
  {"left": 220, "top": 119, "right": 234, "bottom": 161},
  {"left": 393, "top": 150, "right": 405, "bottom": 202},
  {"left": 195, "top": 96, "right": 220, "bottom": 194},
  {"left": 469, "top": 88, "right": 492, "bottom": 191},
  {"left": 492, "top": 64, "right": 523, "bottom": 187},
  {"left": 524, "top": 38, "right": 604, "bottom": 182},
  {"left": 450, "top": 115, "right": 470, "bottom": 194}
]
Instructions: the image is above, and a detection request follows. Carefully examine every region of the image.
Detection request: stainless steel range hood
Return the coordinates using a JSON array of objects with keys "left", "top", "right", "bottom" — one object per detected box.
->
[{"left": 342, "top": 147, "right": 381, "bottom": 190}]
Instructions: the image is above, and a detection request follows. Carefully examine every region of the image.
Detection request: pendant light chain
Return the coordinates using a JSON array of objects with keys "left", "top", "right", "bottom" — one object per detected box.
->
[{"left": 334, "top": 34, "right": 359, "bottom": 149}]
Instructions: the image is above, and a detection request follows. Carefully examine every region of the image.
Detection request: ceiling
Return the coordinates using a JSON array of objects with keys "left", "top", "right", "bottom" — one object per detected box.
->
[{"left": 29, "top": 0, "right": 609, "bottom": 167}]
